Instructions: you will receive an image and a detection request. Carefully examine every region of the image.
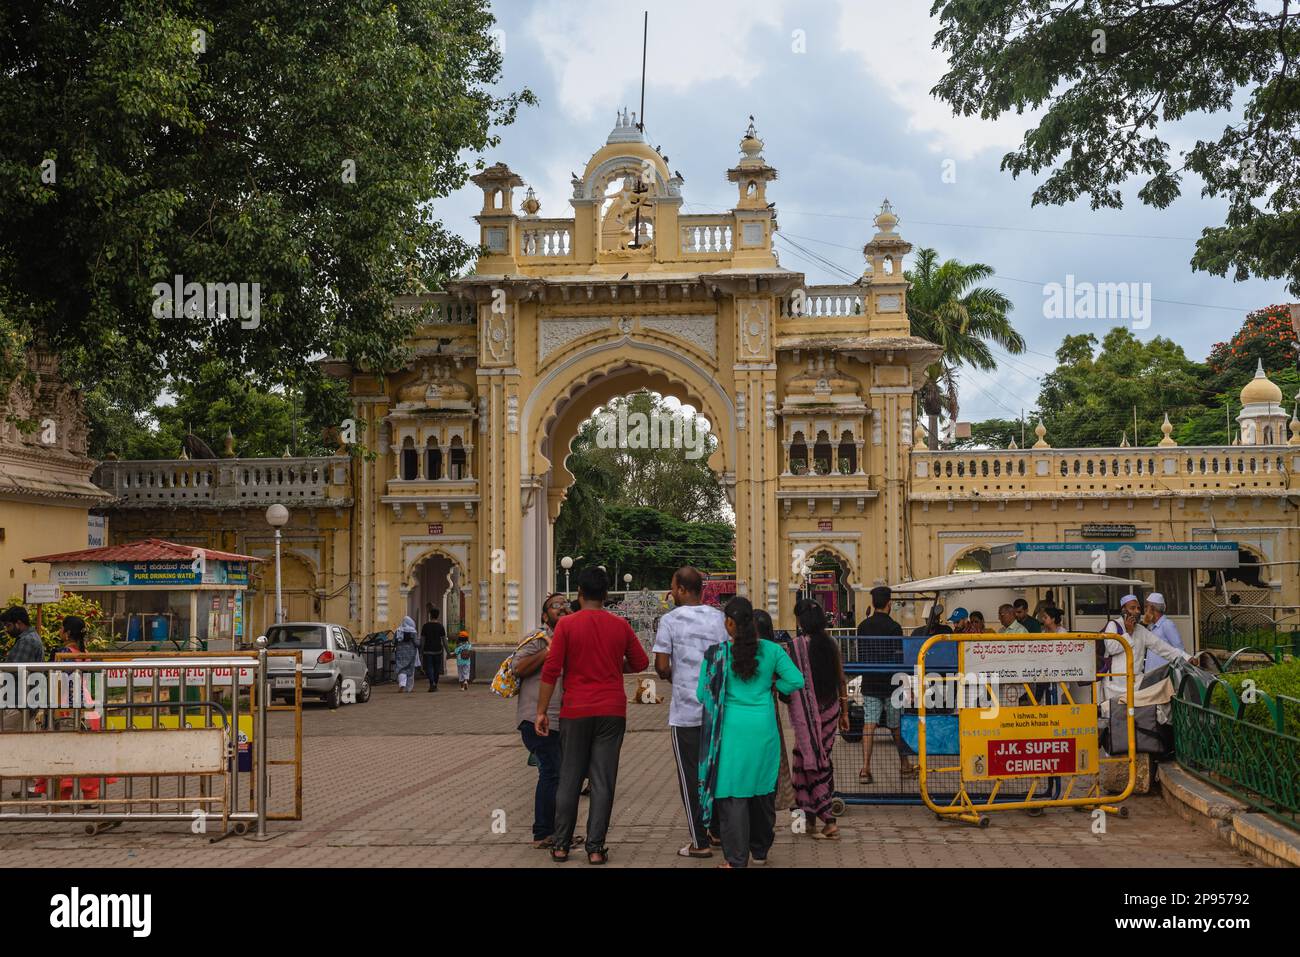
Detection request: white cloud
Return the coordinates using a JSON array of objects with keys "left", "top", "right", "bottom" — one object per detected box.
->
[
  {"left": 525, "top": 0, "right": 791, "bottom": 121},
  {"left": 833, "top": 2, "right": 1035, "bottom": 161}
]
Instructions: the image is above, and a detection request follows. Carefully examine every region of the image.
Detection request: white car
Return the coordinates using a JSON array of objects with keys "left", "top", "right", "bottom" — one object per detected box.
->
[{"left": 263, "top": 622, "right": 371, "bottom": 708}]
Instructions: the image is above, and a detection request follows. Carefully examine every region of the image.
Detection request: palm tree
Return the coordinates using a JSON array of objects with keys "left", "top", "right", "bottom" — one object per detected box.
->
[{"left": 906, "top": 248, "right": 1023, "bottom": 449}]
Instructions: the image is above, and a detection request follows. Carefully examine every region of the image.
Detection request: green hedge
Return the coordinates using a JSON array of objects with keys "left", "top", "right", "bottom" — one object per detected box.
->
[{"left": 1210, "top": 660, "right": 1300, "bottom": 739}]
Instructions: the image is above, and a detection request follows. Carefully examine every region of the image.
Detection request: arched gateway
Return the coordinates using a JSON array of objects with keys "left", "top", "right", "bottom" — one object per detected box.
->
[{"left": 323, "top": 111, "right": 942, "bottom": 642}]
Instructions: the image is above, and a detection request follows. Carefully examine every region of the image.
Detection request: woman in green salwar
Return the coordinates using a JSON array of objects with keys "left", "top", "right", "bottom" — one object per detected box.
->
[{"left": 697, "top": 597, "right": 805, "bottom": 868}]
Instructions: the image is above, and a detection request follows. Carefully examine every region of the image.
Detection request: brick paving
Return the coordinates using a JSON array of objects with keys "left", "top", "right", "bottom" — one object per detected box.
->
[{"left": 0, "top": 674, "right": 1258, "bottom": 868}]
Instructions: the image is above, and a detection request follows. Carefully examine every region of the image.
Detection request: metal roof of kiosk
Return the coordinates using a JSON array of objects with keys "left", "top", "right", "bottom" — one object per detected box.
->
[{"left": 888, "top": 570, "right": 1146, "bottom": 594}]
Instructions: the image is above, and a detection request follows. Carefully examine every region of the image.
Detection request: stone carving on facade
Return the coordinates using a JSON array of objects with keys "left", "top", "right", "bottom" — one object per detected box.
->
[
  {"left": 538, "top": 317, "right": 615, "bottom": 364},
  {"left": 639, "top": 315, "right": 717, "bottom": 359},
  {"left": 737, "top": 299, "right": 769, "bottom": 359}
]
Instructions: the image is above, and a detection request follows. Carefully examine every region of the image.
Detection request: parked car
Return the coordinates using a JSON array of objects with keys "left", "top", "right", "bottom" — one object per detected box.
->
[{"left": 263, "top": 622, "right": 370, "bottom": 708}]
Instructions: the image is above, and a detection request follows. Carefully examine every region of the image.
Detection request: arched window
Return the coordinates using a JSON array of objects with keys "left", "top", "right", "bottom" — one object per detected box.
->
[
  {"left": 837, "top": 430, "right": 856, "bottom": 474},
  {"left": 400, "top": 437, "right": 418, "bottom": 481},
  {"left": 425, "top": 438, "right": 443, "bottom": 481},
  {"left": 812, "top": 431, "right": 833, "bottom": 475},
  {"left": 449, "top": 436, "right": 466, "bottom": 480},
  {"left": 789, "top": 431, "right": 808, "bottom": 475}
]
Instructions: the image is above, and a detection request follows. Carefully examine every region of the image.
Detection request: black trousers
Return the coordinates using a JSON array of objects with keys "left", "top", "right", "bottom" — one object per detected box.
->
[
  {"left": 552, "top": 715, "right": 626, "bottom": 853},
  {"left": 670, "top": 725, "right": 710, "bottom": 847},
  {"left": 716, "top": 792, "right": 776, "bottom": 868},
  {"left": 422, "top": 652, "right": 443, "bottom": 687}
]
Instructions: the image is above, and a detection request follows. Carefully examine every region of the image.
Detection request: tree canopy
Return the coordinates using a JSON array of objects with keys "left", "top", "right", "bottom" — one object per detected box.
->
[
  {"left": 931, "top": 1, "right": 1300, "bottom": 293},
  {"left": 553, "top": 392, "right": 734, "bottom": 588},
  {"left": 0, "top": 0, "right": 532, "bottom": 407},
  {"left": 964, "top": 307, "right": 1300, "bottom": 449}
]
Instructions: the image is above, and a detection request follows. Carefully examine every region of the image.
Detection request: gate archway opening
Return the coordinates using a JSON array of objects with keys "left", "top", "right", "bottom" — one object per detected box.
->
[{"left": 407, "top": 549, "right": 464, "bottom": 635}]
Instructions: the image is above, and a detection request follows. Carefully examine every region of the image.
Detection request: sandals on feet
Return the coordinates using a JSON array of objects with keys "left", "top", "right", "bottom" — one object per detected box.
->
[
  {"left": 858, "top": 768, "right": 873, "bottom": 783},
  {"left": 812, "top": 825, "right": 841, "bottom": 841},
  {"left": 549, "top": 847, "right": 569, "bottom": 863},
  {"left": 587, "top": 846, "right": 609, "bottom": 865},
  {"left": 677, "top": 844, "right": 713, "bottom": 858}
]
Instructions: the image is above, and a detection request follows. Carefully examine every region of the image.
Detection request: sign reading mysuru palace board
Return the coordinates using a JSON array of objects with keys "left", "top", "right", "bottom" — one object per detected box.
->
[{"left": 959, "top": 704, "right": 1098, "bottom": 780}]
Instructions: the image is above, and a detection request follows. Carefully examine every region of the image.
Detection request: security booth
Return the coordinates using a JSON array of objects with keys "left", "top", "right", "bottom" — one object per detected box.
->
[
  {"left": 25, "top": 539, "right": 260, "bottom": 651},
  {"left": 989, "top": 539, "right": 1241, "bottom": 652}
]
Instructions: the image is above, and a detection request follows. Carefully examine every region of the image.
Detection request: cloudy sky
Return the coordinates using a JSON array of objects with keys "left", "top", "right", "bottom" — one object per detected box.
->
[{"left": 434, "top": 0, "right": 1286, "bottom": 424}]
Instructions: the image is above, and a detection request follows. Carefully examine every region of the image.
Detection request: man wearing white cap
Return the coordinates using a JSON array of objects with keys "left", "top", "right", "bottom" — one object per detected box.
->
[
  {"left": 1099, "top": 594, "right": 1191, "bottom": 702},
  {"left": 1141, "top": 593, "right": 1185, "bottom": 673}
]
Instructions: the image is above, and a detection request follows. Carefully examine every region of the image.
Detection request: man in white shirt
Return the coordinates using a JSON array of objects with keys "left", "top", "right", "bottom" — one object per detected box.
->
[
  {"left": 652, "top": 566, "right": 727, "bottom": 859},
  {"left": 1100, "top": 594, "right": 1192, "bottom": 703}
]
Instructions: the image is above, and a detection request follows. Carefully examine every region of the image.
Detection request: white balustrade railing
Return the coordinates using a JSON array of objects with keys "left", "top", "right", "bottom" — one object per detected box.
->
[
  {"left": 912, "top": 446, "right": 1298, "bottom": 493},
  {"left": 780, "top": 285, "right": 866, "bottom": 318},
  {"left": 680, "top": 218, "right": 733, "bottom": 254},
  {"left": 95, "top": 456, "right": 352, "bottom": 507},
  {"left": 520, "top": 221, "right": 573, "bottom": 258}
]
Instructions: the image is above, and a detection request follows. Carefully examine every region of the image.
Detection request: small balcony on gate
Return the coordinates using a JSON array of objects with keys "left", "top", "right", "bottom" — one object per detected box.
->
[
  {"left": 93, "top": 456, "right": 354, "bottom": 509},
  {"left": 910, "top": 445, "right": 1300, "bottom": 501}
]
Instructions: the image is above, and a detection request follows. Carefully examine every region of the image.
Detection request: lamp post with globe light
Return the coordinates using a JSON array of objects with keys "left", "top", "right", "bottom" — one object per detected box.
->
[
  {"left": 561, "top": 556, "right": 574, "bottom": 598},
  {"left": 266, "top": 504, "right": 289, "bottom": 624},
  {"left": 623, "top": 572, "right": 633, "bottom": 594}
]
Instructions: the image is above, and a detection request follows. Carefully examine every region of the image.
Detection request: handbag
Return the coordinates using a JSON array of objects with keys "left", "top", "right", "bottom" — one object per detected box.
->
[{"left": 490, "top": 630, "right": 547, "bottom": 699}]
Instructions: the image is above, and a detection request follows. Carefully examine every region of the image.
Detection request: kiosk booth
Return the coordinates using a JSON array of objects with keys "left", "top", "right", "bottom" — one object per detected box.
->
[{"left": 25, "top": 539, "right": 260, "bottom": 651}]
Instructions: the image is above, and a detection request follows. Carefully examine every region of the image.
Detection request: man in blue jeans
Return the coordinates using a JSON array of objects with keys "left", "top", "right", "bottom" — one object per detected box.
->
[{"left": 511, "top": 593, "right": 570, "bottom": 848}]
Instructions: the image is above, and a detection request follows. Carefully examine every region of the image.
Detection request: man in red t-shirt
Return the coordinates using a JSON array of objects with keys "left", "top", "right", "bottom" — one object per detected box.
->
[{"left": 536, "top": 566, "right": 649, "bottom": 863}]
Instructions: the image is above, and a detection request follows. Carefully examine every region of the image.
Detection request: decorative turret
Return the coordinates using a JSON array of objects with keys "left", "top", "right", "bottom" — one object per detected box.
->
[
  {"left": 470, "top": 162, "right": 525, "bottom": 259},
  {"left": 221, "top": 428, "right": 236, "bottom": 458},
  {"left": 1032, "top": 421, "right": 1050, "bottom": 449},
  {"left": 520, "top": 186, "right": 541, "bottom": 218},
  {"left": 606, "top": 107, "right": 645, "bottom": 145},
  {"left": 862, "top": 199, "right": 912, "bottom": 335},
  {"left": 726, "top": 117, "right": 778, "bottom": 210},
  {"left": 1289, "top": 395, "right": 1300, "bottom": 447},
  {"left": 1236, "top": 359, "right": 1288, "bottom": 445}
]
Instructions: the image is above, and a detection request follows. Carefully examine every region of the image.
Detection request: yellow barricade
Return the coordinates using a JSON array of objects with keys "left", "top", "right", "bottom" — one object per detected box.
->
[{"left": 915, "top": 631, "right": 1137, "bottom": 826}]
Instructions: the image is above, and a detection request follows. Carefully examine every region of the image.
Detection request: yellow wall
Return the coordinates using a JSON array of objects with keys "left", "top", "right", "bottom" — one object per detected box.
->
[{"left": 0, "top": 499, "right": 97, "bottom": 602}]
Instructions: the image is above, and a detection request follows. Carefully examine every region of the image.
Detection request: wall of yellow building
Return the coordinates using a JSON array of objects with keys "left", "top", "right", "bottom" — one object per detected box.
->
[{"left": 0, "top": 499, "right": 98, "bottom": 603}]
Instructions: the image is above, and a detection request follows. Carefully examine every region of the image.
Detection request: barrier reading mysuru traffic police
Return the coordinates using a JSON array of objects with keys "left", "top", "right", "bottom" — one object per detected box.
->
[
  {"left": 915, "top": 631, "right": 1137, "bottom": 826},
  {"left": 0, "top": 640, "right": 302, "bottom": 837}
]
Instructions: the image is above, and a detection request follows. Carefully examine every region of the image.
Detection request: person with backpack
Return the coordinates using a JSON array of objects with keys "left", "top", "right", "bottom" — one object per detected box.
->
[
  {"left": 453, "top": 630, "right": 473, "bottom": 690},
  {"left": 508, "top": 593, "right": 570, "bottom": 848}
]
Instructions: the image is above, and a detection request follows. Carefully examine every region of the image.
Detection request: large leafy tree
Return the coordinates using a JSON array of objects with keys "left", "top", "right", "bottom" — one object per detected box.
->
[
  {"left": 0, "top": 0, "right": 532, "bottom": 407},
  {"left": 906, "top": 247, "right": 1022, "bottom": 448},
  {"left": 554, "top": 392, "right": 733, "bottom": 584},
  {"left": 87, "top": 358, "right": 351, "bottom": 460},
  {"left": 931, "top": 1, "right": 1300, "bottom": 293},
  {"left": 1034, "top": 328, "right": 1208, "bottom": 447}
]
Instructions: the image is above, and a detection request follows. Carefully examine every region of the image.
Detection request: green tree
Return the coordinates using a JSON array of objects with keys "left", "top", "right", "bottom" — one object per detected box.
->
[
  {"left": 906, "top": 247, "right": 1022, "bottom": 448},
  {"left": 1037, "top": 328, "right": 1208, "bottom": 447},
  {"left": 554, "top": 392, "right": 733, "bottom": 584},
  {"left": 0, "top": 0, "right": 533, "bottom": 405},
  {"left": 1205, "top": 304, "right": 1300, "bottom": 395},
  {"left": 931, "top": 1, "right": 1300, "bottom": 294},
  {"left": 86, "top": 359, "right": 350, "bottom": 459},
  {"left": 952, "top": 417, "right": 1025, "bottom": 450}
]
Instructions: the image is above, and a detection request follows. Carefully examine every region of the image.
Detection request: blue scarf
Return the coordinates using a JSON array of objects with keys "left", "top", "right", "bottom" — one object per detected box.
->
[{"left": 697, "top": 641, "right": 730, "bottom": 829}]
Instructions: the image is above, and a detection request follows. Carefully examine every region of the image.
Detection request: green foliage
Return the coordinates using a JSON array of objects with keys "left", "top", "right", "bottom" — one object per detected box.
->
[
  {"left": 0, "top": 0, "right": 533, "bottom": 404},
  {"left": 1, "top": 593, "right": 111, "bottom": 656},
  {"left": 906, "top": 247, "right": 1022, "bottom": 447},
  {"left": 585, "top": 506, "right": 735, "bottom": 590},
  {"left": 86, "top": 358, "right": 352, "bottom": 459},
  {"left": 931, "top": 1, "right": 1300, "bottom": 294},
  {"left": 1213, "top": 660, "right": 1300, "bottom": 739},
  {"left": 952, "top": 417, "right": 1024, "bottom": 450},
  {"left": 1035, "top": 328, "right": 1208, "bottom": 448},
  {"left": 554, "top": 392, "right": 733, "bottom": 587}
]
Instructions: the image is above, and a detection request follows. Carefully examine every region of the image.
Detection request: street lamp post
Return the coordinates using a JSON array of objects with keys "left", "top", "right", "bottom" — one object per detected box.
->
[
  {"left": 560, "top": 555, "right": 574, "bottom": 598},
  {"left": 623, "top": 572, "right": 633, "bottom": 593},
  {"left": 266, "top": 504, "right": 289, "bottom": 624}
]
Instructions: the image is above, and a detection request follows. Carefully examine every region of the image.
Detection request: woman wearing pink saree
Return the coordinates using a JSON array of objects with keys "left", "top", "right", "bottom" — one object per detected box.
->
[{"left": 785, "top": 599, "right": 848, "bottom": 840}]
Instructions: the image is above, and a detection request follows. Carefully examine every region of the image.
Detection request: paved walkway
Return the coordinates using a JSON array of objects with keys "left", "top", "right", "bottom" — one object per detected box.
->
[{"left": 0, "top": 677, "right": 1258, "bottom": 868}]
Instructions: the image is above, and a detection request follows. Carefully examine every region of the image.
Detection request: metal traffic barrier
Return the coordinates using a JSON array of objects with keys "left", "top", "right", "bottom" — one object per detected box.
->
[
  {"left": 0, "top": 643, "right": 303, "bottom": 837},
  {"left": 914, "top": 631, "right": 1138, "bottom": 826}
]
